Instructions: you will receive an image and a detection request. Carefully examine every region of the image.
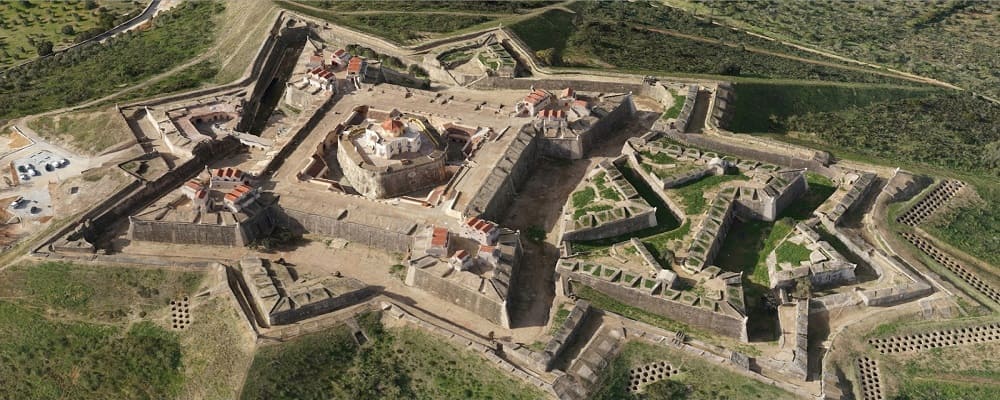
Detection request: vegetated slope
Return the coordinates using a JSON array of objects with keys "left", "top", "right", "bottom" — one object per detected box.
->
[
  {"left": 0, "top": 0, "right": 143, "bottom": 68},
  {"left": 0, "top": 262, "right": 206, "bottom": 400},
  {"left": 783, "top": 93, "right": 999, "bottom": 177},
  {"left": 728, "top": 83, "right": 944, "bottom": 132},
  {"left": 686, "top": 0, "right": 999, "bottom": 98},
  {"left": 296, "top": 0, "right": 558, "bottom": 13},
  {"left": 0, "top": 1, "right": 223, "bottom": 120},
  {"left": 241, "top": 312, "right": 546, "bottom": 400},
  {"left": 274, "top": 0, "right": 498, "bottom": 44},
  {"left": 509, "top": 1, "right": 919, "bottom": 85},
  {"left": 752, "top": 92, "right": 999, "bottom": 267}
]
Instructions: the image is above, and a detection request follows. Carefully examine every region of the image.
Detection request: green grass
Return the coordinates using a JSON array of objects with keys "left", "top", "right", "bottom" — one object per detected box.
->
[
  {"left": 661, "top": 92, "right": 687, "bottom": 119},
  {"left": 669, "top": 174, "right": 749, "bottom": 215},
  {"left": 0, "top": 262, "right": 215, "bottom": 400},
  {"left": 549, "top": 307, "right": 572, "bottom": 335},
  {"left": 29, "top": 106, "right": 133, "bottom": 154},
  {"left": 781, "top": 172, "right": 838, "bottom": 220},
  {"left": 599, "top": 187, "right": 621, "bottom": 201},
  {"left": 687, "top": 0, "right": 999, "bottom": 98},
  {"left": 274, "top": 1, "right": 494, "bottom": 44},
  {"left": 891, "top": 378, "right": 1000, "bottom": 400},
  {"left": 241, "top": 312, "right": 546, "bottom": 400},
  {"left": 0, "top": 0, "right": 144, "bottom": 68},
  {"left": 640, "top": 150, "right": 677, "bottom": 165},
  {"left": 574, "top": 285, "right": 695, "bottom": 335},
  {"left": 571, "top": 186, "right": 596, "bottom": 208},
  {"left": 299, "top": 0, "right": 556, "bottom": 13},
  {"left": 0, "top": 1, "right": 223, "bottom": 120},
  {"left": 728, "top": 82, "right": 942, "bottom": 133},
  {"left": 573, "top": 204, "right": 613, "bottom": 219},
  {"left": 774, "top": 240, "right": 812, "bottom": 266},
  {"left": 508, "top": 9, "right": 577, "bottom": 65},
  {"left": 924, "top": 183, "right": 1000, "bottom": 266},
  {"left": 0, "top": 262, "right": 203, "bottom": 322},
  {"left": 115, "top": 60, "right": 220, "bottom": 103},
  {"left": 591, "top": 341, "right": 800, "bottom": 400},
  {"left": 0, "top": 304, "right": 184, "bottom": 400}
]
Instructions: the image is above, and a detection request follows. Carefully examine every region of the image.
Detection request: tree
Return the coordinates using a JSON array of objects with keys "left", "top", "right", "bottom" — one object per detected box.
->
[
  {"left": 61, "top": 24, "right": 75, "bottom": 35},
  {"left": 35, "top": 40, "right": 53, "bottom": 56},
  {"left": 84, "top": 0, "right": 98, "bottom": 10}
]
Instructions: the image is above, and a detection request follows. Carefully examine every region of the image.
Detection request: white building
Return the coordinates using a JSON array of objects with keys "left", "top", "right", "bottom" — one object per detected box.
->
[
  {"left": 461, "top": 217, "right": 500, "bottom": 245},
  {"left": 303, "top": 66, "right": 337, "bottom": 93},
  {"left": 359, "top": 118, "right": 423, "bottom": 159},
  {"left": 210, "top": 167, "right": 252, "bottom": 190}
]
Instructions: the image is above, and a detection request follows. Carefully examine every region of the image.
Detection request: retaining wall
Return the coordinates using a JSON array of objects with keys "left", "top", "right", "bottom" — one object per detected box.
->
[
  {"left": 408, "top": 266, "right": 508, "bottom": 327},
  {"left": 276, "top": 207, "right": 413, "bottom": 254},
  {"left": 565, "top": 274, "right": 747, "bottom": 341}
]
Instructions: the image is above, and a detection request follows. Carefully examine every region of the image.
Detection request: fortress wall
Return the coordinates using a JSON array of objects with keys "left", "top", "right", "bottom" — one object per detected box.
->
[
  {"left": 668, "top": 131, "right": 836, "bottom": 178},
  {"left": 540, "top": 300, "right": 592, "bottom": 371},
  {"left": 465, "top": 127, "right": 540, "bottom": 220},
  {"left": 472, "top": 77, "right": 644, "bottom": 94},
  {"left": 238, "top": 25, "right": 309, "bottom": 134},
  {"left": 337, "top": 143, "right": 447, "bottom": 199},
  {"left": 277, "top": 207, "right": 412, "bottom": 254},
  {"left": 577, "top": 95, "right": 636, "bottom": 155},
  {"left": 130, "top": 220, "right": 242, "bottom": 247},
  {"left": 408, "top": 266, "right": 507, "bottom": 327},
  {"left": 78, "top": 137, "right": 243, "bottom": 244},
  {"left": 264, "top": 94, "right": 337, "bottom": 175},
  {"left": 562, "top": 208, "right": 657, "bottom": 242},
  {"left": 564, "top": 272, "right": 747, "bottom": 341},
  {"left": 624, "top": 152, "right": 686, "bottom": 223},
  {"left": 537, "top": 136, "right": 583, "bottom": 160},
  {"left": 269, "top": 285, "right": 377, "bottom": 326}
]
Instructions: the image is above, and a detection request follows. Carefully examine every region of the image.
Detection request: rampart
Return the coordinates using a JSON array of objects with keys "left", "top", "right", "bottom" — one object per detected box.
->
[
  {"left": 407, "top": 264, "right": 509, "bottom": 327},
  {"left": 464, "top": 126, "right": 539, "bottom": 220},
  {"left": 558, "top": 261, "right": 748, "bottom": 341},
  {"left": 275, "top": 206, "right": 415, "bottom": 254},
  {"left": 538, "top": 300, "right": 592, "bottom": 371},
  {"left": 472, "top": 77, "right": 644, "bottom": 94},
  {"left": 536, "top": 95, "right": 636, "bottom": 160},
  {"left": 128, "top": 202, "right": 277, "bottom": 247},
  {"left": 237, "top": 24, "right": 309, "bottom": 134}
]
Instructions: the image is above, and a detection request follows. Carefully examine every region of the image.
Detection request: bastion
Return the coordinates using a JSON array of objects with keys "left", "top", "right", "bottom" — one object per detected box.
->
[{"left": 336, "top": 106, "right": 448, "bottom": 198}]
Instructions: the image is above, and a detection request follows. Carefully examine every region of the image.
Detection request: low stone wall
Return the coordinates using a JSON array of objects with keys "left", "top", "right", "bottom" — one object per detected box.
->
[
  {"left": 561, "top": 207, "right": 657, "bottom": 242},
  {"left": 667, "top": 131, "right": 835, "bottom": 178},
  {"left": 564, "top": 274, "right": 747, "bottom": 341},
  {"left": 276, "top": 207, "right": 413, "bottom": 254},
  {"left": 270, "top": 286, "right": 376, "bottom": 326},
  {"left": 407, "top": 265, "right": 509, "bottom": 328}
]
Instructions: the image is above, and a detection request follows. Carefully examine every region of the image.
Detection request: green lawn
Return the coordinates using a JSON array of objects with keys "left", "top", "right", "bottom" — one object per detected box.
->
[
  {"left": 924, "top": 183, "right": 1000, "bottom": 267},
  {"left": 571, "top": 186, "right": 596, "bottom": 208},
  {"left": 661, "top": 92, "right": 687, "bottom": 119},
  {"left": 591, "top": 341, "right": 799, "bottom": 400},
  {"left": 0, "top": 1, "right": 224, "bottom": 120},
  {"left": 774, "top": 240, "right": 812, "bottom": 266},
  {"left": 508, "top": 9, "right": 577, "bottom": 65},
  {"left": 668, "top": 174, "right": 749, "bottom": 215},
  {"left": 241, "top": 312, "right": 546, "bottom": 400},
  {"left": 0, "top": 0, "right": 144, "bottom": 68},
  {"left": 573, "top": 285, "right": 696, "bottom": 335}
]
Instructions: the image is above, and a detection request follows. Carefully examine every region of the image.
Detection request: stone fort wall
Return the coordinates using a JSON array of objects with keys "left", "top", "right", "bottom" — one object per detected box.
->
[
  {"left": 275, "top": 207, "right": 414, "bottom": 254},
  {"left": 464, "top": 126, "right": 539, "bottom": 220},
  {"left": 564, "top": 272, "right": 748, "bottom": 341},
  {"left": 537, "top": 95, "right": 637, "bottom": 160},
  {"left": 561, "top": 207, "right": 657, "bottom": 242},
  {"left": 337, "top": 139, "right": 447, "bottom": 199},
  {"left": 408, "top": 266, "right": 509, "bottom": 327},
  {"left": 128, "top": 206, "right": 276, "bottom": 247}
]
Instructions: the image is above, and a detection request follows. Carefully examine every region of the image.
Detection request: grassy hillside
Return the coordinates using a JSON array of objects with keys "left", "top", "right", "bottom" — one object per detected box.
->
[
  {"left": 241, "top": 312, "right": 546, "bottom": 400},
  {"left": 0, "top": 262, "right": 211, "bottom": 400},
  {"left": 728, "top": 83, "right": 944, "bottom": 132},
  {"left": 509, "top": 1, "right": 922, "bottom": 85},
  {"left": 0, "top": 1, "right": 223, "bottom": 120},
  {"left": 592, "top": 341, "right": 799, "bottom": 400},
  {"left": 274, "top": 1, "right": 503, "bottom": 44},
  {"left": 679, "top": 0, "right": 999, "bottom": 98}
]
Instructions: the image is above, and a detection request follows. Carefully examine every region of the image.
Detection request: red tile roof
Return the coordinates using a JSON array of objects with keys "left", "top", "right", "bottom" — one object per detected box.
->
[
  {"left": 560, "top": 87, "right": 574, "bottom": 98},
  {"left": 524, "top": 89, "right": 550, "bottom": 105},
  {"left": 453, "top": 249, "right": 469, "bottom": 260},
  {"left": 465, "top": 217, "right": 496, "bottom": 233},
  {"left": 184, "top": 180, "right": 203, "bottom": 191},
  {"left": 347, "top": 57, "right": 364, "bottom": 73},
  {"left": 431, "top": 226, "right": 449, "bottom": 247},
  {"left": 381, "top": 119, "right": 404, "bottom": 135}
]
